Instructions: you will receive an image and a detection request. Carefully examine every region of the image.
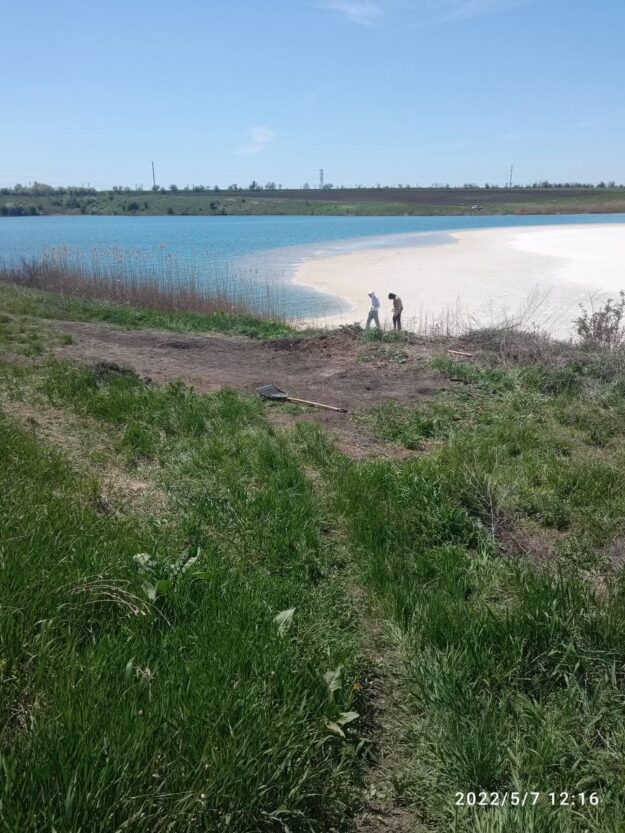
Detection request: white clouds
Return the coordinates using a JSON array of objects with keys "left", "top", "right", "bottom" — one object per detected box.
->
[
  {"left": 319, "top": 0, "right": 534, "bottom": 27},
  {"left": 236, "top": 126, "right": 277, "bottom": 156},
  {"left": 431, "top": 0, "right": 535, "bottom": 23},
  {"left": 320, "top": 1, "right": 383, "bottom": 26}
]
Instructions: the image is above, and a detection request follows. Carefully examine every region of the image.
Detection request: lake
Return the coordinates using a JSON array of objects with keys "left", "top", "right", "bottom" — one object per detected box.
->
[{"left": 1, "top": 214, "right": 625, "bottom": 319}]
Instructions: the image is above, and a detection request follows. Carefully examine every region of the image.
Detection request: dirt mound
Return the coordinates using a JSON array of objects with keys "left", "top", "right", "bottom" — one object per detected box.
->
[
  {"left": 156, "top": 339, "right": 205, "bottom": 350},
  {"left": 93, "top": 361, "right": 144, "bottom": 382},
  {"left": 268, "top": 336, "right": 312, "bottom": 351},
  {"left": 268, "top": 327, "right": 362, "bottom": 354}
]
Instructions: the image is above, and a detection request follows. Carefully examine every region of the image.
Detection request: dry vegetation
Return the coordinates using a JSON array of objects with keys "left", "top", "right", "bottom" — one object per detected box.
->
[{"left": 0, "top": 254, "right": 284, "bottom": 321}]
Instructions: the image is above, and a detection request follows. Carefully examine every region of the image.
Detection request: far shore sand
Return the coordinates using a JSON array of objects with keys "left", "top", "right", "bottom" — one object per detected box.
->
[{"left": 292, "top": 224, "right": 625, "bottom": 336}]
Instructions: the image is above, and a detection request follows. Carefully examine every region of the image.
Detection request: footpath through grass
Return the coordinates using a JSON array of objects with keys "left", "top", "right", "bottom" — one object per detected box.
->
[{"left": 2, "top": 307, "right": 625, "bottom": 831}]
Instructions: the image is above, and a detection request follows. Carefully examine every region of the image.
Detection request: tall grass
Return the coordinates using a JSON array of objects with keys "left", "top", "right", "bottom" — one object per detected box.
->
[
  {"left": 0, "top": 271, "right": 298, "bottom": 340},
  {"left": 0, "top": 366, "right": 364, "bottom": 832},
  {"left": 333, "top": 452, "right": 625, "bottom": 831},
  {"left": 5, "top": 305, "right": 625, "bottom": 831},
  {"left": 336, "top": 347, "right": 625, "bottom": 831},
  {"left": 396, "top": 286, "right": 564, "bottom": 339},
  {"left": 0, "top": 247, "right": 288, "bottom": 322}
]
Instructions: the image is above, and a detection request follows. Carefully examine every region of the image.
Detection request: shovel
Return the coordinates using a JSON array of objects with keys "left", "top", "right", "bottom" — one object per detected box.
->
[{"left": 257, "top": 384, "right": 347, "bottom": 413}]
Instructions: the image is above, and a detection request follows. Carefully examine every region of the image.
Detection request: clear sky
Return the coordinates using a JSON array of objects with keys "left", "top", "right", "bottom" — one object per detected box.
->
[{"left": 1, "top": 0, "right": 624, "bottom": 189}]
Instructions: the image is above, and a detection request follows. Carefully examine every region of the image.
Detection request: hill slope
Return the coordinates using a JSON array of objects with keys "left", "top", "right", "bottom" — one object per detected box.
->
[
  {"left": 2, "top": 286, "right": 625, "bottom": 832},
  {"left": 3, "top": 186, "right": 625, "bottom": 217}
]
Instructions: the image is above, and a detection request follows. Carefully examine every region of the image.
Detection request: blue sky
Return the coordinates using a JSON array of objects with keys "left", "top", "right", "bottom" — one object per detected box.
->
[{"left": 1, "top": 0, "right": 624, "bottom": 188}]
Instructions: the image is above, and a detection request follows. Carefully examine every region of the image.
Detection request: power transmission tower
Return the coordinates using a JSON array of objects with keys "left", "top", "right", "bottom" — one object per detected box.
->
[
  {"left": 319, "top": 168, "right": 324, "bottom": 190},
  {"left": 152, "top": 162, "right": 156, "bottom": 188}
]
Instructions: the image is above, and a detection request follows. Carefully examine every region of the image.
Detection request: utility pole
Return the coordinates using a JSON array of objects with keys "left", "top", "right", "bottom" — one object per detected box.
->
[
  {"left": 319, "top": 168, "right": 324, "bottom": 190},
  {"left": 509, "top": 164, "right": 514, "bottom": 189},
  {"left": 152, "top": 162, "right": 156, "bottom": 188}
]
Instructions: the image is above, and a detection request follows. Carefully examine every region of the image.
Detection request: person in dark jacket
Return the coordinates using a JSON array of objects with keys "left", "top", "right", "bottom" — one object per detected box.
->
[{"left": 388, "top": 292, "right": 403, "bottom": 330}]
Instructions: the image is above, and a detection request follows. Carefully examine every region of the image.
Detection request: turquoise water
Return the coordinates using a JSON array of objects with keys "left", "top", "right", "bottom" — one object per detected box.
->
[{"left": 1, "top": 214, "right": 625, "bottom": 318}]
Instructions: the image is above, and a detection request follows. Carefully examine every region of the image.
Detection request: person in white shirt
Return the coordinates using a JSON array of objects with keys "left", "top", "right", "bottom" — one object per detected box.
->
[{"left": 366, "top": 290, "right": 381, "bottom": 329}]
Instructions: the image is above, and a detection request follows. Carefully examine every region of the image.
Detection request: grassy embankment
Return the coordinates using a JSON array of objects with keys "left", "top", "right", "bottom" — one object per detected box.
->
[
  {"left": 4, "top": 186, "right": 625, "bottom": 217},
  {"left": 2, "top": 280, "right": 625, "bottom": 832},
  {"left": 0, "top": 259, "right": 296, "bottom": 340}
]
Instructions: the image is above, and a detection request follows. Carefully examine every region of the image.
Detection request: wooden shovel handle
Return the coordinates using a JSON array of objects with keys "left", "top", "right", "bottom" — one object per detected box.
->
[{"left": 286, "top": 396, "right": 347, "bottom": 413}]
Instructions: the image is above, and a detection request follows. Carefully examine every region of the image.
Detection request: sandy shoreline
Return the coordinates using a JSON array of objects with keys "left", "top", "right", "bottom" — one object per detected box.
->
[{"left": 292, "top": 224, "right": 625, "bottom": 336}]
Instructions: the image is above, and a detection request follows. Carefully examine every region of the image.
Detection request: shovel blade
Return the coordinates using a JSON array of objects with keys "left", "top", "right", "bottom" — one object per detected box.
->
[{"left": 257, "top": 384, "right": 288, "bottom": 400}]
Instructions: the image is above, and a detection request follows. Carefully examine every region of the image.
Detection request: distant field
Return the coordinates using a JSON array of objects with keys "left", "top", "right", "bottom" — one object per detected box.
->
[{"left": 3, "top": 187, "right": 625, "bottom": 217}]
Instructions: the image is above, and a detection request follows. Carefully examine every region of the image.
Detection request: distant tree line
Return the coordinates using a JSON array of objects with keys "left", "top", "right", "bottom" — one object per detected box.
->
[
  {"left": 2, "top": 180, "right": 624, "bottom": 201},
  {"left": 152, "top": 180, "right": 624, "bottom": 192},
  {"left": 528, "top": 180, "right": 619, "bottom": 189},
  {"left": 1, "top": 204, "right": 41, "bottom": 216},
  {"left": 0, "top": 182, "right": 98, "bottom": 197}
]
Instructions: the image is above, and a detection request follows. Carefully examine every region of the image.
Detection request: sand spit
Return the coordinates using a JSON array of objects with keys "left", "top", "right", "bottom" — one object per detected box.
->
[{"left": 293, "top": 224, "right": 625, "bottom": 336}]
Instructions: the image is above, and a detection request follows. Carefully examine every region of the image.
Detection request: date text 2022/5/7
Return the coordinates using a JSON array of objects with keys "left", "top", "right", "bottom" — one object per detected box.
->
[{"left": 454, "top": 791, "right": 600, "bottom": 808}]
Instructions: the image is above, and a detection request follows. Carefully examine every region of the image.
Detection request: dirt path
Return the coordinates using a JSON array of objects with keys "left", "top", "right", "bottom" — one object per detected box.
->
[{"left": 351, "top": 585, "right": 419, "bottom": 833}]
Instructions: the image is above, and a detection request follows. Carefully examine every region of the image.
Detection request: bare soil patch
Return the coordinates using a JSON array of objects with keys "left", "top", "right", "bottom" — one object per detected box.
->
[
  {"left": 48, "top": 320, "right": 445, "bottom": 407},
  {"left": 43, "top": 319, "right": 449, "bottom": 458}
]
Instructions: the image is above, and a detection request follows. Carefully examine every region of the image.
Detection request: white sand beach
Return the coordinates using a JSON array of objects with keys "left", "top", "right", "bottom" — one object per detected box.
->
[{"left": 293, "top": 224, "right": 625, "bottom": 337}]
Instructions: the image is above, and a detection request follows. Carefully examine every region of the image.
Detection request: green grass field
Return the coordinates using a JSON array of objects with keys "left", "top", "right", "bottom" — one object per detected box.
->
[
  {"left": 3, "top": 186, "right": 625, "bottom": 217},
  {"left": 0, "top": 360, "right": 364, "bottom": 832},
  {"left": 2, "top": 294, "right": 625, "bottom": 831}
]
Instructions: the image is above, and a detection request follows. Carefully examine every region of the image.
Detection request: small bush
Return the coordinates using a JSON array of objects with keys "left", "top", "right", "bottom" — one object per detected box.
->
[
  {"left": 519, "top": 363, "right": 583, "bottom": 395},
  {"left": 575, "top": 292, "right": 625, "bottom": 349}
]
